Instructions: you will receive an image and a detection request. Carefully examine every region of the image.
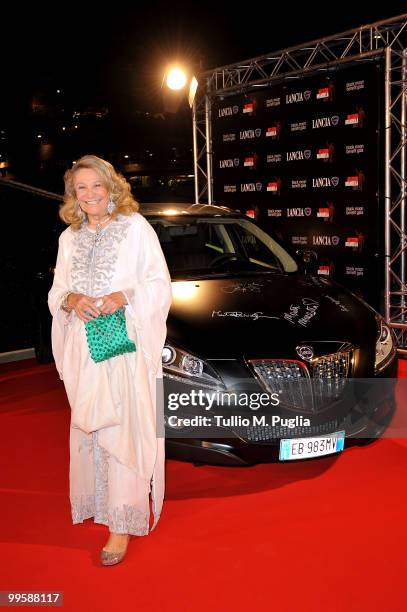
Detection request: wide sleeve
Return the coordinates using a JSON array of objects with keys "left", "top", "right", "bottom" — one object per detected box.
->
[
  {"left": 122, "top": 215, "right": 173, "bottom": 377},
  {"left": 47, "top": 229, "right": 73, "bottom": 379}
]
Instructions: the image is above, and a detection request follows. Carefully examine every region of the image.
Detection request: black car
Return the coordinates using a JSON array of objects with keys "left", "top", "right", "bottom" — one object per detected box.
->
[{"left": 35, "top": 203, "right": 398, "bottom": 466}]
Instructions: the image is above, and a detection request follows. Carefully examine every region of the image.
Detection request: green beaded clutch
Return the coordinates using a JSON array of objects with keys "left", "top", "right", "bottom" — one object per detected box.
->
[{"left": 84, "top": 308, "right": 136, "bottom": 363}]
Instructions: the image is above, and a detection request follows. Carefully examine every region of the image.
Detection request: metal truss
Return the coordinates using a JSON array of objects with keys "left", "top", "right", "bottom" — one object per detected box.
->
[
  {"left": 192, "top": 93, "right": 213, "bottom": 203},
  {"left": 192, "top": 13, "right": 407, "bottom": 350},
  {"left": 204, "top": 14, "right": 407, "bottom": 95},
  {"left": 385, "top": 43, "right": 407, "bottom": 352}
]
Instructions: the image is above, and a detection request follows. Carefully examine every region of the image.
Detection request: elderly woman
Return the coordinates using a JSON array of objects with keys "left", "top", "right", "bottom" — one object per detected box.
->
[{"left": 48, "top": 155, "right": 172, "bottom": 566}]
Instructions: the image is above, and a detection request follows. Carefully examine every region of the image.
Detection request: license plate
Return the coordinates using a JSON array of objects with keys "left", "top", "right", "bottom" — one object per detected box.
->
[{"left": 279, "top": 431, "right": 345, "bottom": 461}]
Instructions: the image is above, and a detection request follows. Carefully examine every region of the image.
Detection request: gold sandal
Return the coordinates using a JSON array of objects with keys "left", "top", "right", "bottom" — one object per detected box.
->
[{"left": 100, "top": 535, "right": 130, "bottom": 566}]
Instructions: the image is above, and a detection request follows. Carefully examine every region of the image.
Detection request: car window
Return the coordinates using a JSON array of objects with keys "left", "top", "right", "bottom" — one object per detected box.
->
[
  {"left": 234, "top": 220, "right": 298, "bottom": 273},
  {"left": 228, "top": 223, "right": 284, "bottom": 271},
  {"left": 150, "top": 218, "right": 298, "bottom": 276}
]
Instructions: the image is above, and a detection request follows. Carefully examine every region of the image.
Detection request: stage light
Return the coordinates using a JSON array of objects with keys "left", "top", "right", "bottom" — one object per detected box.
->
[
  {"left": 166, "top": 68, "right": 187, "bottom": 91},
  {"left": 188, "top": 76, "right": 198, "bottom": 108}
]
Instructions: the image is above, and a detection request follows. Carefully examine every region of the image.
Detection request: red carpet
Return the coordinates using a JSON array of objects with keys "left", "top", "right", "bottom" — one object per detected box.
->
[{"left": 0, "top": 358, "right": 406, "bottom": 611}]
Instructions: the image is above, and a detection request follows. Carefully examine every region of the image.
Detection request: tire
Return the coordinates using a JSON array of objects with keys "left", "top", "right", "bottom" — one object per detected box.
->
[{"left": 34, "top": 321, "right": 54, "bottom": 364}]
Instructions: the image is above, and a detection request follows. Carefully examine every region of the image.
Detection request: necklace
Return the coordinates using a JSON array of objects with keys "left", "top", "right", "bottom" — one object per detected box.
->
[{"left": 87, "top": 214, "right": 111, "bottom": 231}]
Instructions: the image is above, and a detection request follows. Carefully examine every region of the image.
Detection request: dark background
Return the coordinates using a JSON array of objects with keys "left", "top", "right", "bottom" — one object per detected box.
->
[
  {"left": 1, "top": 3, "right": 406, "bottom": 189},
  {"left": 0, "top": 4, "right": 406, "bottom": 353}
]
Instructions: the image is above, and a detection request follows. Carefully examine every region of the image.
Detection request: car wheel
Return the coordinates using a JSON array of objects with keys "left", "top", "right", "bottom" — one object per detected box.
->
[
  {"left": 34, "top": 322, "right": 54, "bottom": 364},
  {"left": 355, "top": 437, "right": 377, "bottom": 447}
]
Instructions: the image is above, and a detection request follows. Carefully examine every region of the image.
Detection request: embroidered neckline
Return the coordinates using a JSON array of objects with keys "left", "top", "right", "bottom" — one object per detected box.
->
[
  {"left": 71, "top": 214, "right": 132, "bottom": 297},
  {"left": 84, "top": 218, "right": 116, "bottom": 233}
]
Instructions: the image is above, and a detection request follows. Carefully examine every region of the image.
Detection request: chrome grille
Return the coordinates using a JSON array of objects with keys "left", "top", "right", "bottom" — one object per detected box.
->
[
  {"left": 249, "top": 349, "right": 353, "bottom": 414},
  {"left": 311, "top": 352, "right": 351, "bottom": 410},
  {"left": 312, "top": 352, "right": 350, "bottom": 379},
  {"left": 233, "top": 419, "right": 340, "bottom": 443}
]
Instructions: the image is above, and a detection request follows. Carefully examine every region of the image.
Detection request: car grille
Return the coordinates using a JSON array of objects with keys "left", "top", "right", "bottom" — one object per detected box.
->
[
  {"left": 232, "top": 419, "right": 341, "bottom": 443},
  {"left": 248, "top": 349, "right": 353, "bottom": 414}
]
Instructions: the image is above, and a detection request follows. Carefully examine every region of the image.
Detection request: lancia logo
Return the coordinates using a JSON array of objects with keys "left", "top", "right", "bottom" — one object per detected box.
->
[{"left": 296, "top": 345, "right": 314, "bottom": 361}]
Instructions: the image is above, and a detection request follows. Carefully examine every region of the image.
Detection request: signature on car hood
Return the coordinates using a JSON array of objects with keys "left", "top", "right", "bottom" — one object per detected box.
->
[{"left": 166, "top": 273, "right": 377, "bottom": 360}]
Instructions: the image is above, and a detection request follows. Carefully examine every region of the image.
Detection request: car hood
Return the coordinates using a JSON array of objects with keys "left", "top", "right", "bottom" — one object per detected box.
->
[{"left": 166, "top": 273, "right": 378, "bottom": 362}]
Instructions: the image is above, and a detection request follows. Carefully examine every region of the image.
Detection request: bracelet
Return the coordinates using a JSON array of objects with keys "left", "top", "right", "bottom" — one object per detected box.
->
[{"left": 61, "top": 292, "right": 73, "bottom": 312}]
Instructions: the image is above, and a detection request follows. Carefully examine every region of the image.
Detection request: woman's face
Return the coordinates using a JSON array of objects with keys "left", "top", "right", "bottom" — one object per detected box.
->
[{"left": 73, "top": 167, "right": 109, "bottom": 218}]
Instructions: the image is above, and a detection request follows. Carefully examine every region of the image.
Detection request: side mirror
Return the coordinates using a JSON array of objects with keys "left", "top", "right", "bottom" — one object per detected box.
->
[{"left": 295, "top": 249, "right": 318, "bottom": 274}]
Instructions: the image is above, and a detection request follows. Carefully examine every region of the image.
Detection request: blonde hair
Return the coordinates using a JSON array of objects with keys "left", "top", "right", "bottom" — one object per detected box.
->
[{"left": 59, "top": 155, "right": 139, "bottom": 229}]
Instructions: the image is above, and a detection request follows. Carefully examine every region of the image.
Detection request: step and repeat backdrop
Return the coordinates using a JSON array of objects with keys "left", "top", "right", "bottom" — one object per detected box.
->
[{"left": 212, "top": 61, "right": 383, "bottom": 311}]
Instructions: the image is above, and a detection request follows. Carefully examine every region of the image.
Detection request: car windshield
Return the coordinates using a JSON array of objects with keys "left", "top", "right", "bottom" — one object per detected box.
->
[{"left": 149, "top": 217, "right": 298, "bottom": 279}]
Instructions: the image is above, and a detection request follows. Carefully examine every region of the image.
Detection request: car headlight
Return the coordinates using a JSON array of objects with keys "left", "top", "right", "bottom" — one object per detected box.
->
[
  {"left": 162, "top": 344, "right": 226, "bottom": 390},
  {"left": 375, "top": 318, "right": 397, "bottom": 373}
]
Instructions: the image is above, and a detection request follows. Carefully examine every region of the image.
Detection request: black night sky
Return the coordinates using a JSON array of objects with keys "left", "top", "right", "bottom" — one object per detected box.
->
[
  {"left": 1, "top": 2, "right": 406, "bottom": 184},
  {"left": 0, "top": 2, "right": 406, "bottom": 352},
  {"left": 3, "top": 3, "right": 406, "bottom": 111}
]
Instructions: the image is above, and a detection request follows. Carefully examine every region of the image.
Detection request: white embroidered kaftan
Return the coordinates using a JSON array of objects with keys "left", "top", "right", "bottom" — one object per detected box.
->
[{"left": 48, "top": 212, "right": 172, "bottom": 535}]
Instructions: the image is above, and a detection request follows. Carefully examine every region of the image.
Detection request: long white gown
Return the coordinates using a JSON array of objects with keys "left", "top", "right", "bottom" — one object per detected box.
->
[{"left": 48, "top": 211, "right": 173, "bottom": 535}]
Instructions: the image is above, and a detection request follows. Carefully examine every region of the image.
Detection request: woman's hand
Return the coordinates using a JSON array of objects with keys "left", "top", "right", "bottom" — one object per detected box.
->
[
  {"left": 68, "top": 293, "right": 101, "bottom": 322},
  {"left": 98, "top": 291, "right": 127, "bottom": 315}
]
